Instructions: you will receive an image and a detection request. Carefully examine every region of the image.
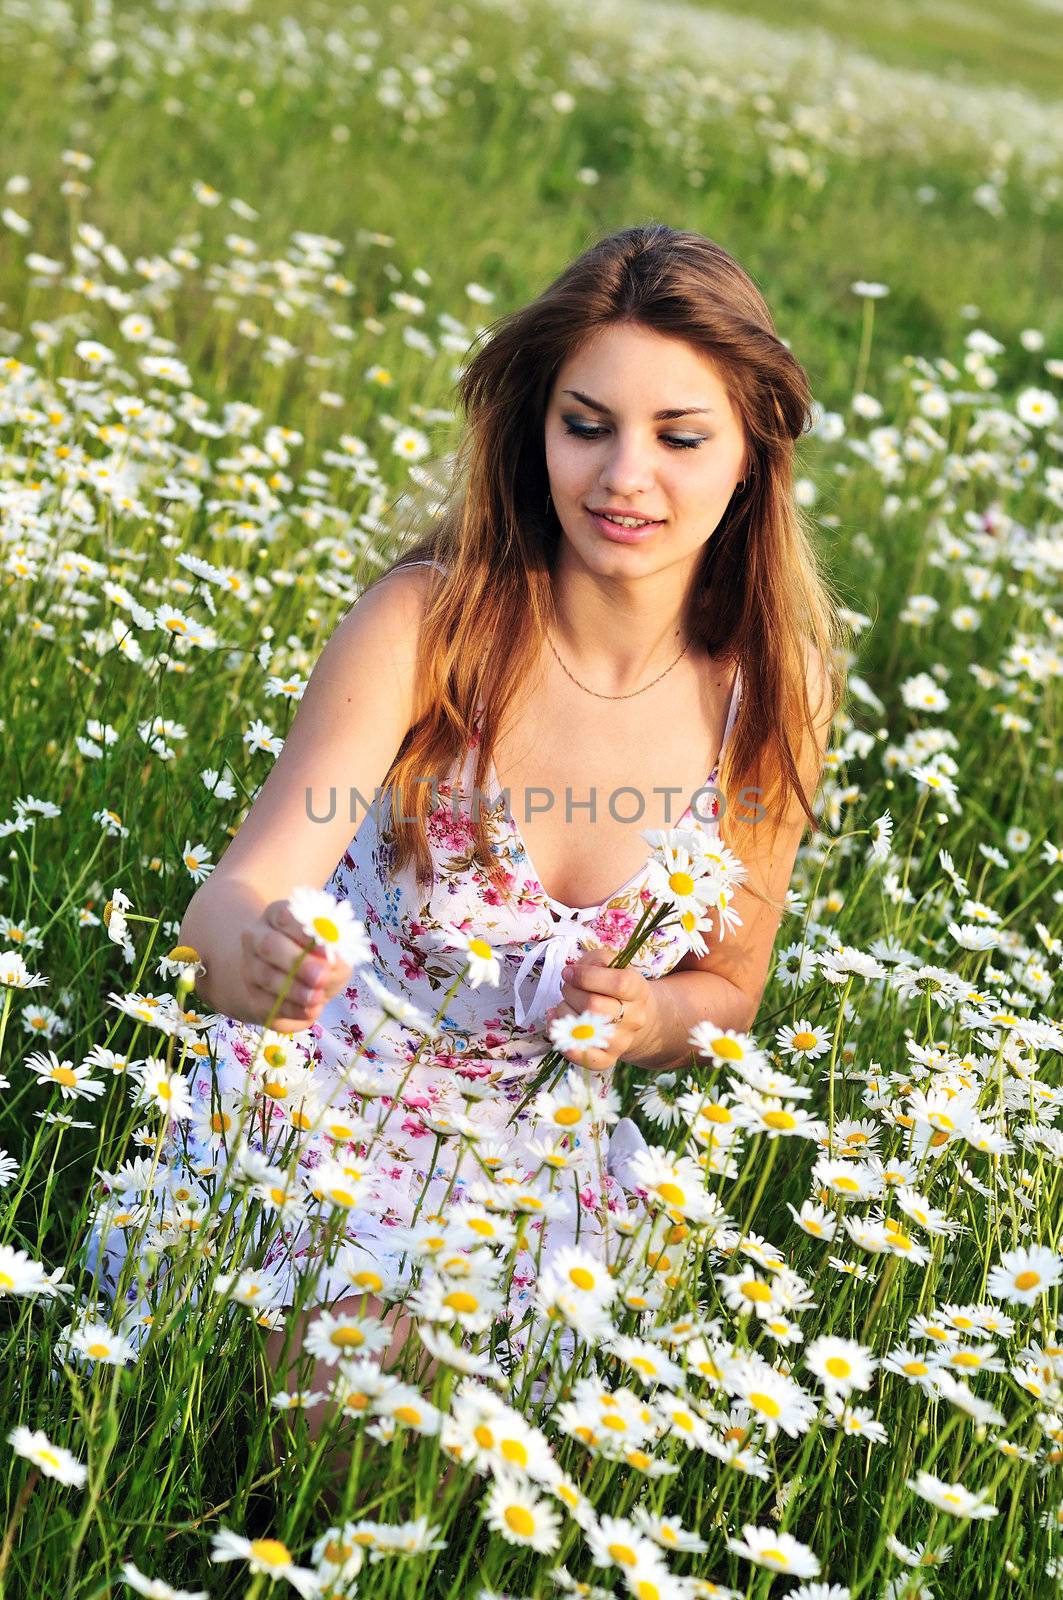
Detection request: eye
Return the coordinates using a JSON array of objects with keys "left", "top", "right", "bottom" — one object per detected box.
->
[{"left": 562, "top": 419, "right": 705, "bottom": 451}]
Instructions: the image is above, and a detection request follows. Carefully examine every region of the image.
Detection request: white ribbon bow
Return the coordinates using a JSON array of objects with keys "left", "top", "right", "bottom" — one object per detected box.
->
[{"left": 511, "top": 913, "right": 595, "bottom": 1030}]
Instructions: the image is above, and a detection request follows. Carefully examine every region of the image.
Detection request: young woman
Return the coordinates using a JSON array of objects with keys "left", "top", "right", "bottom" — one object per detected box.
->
[{"left": 138, "top": 223, "right": 843, "bottom": 1404}]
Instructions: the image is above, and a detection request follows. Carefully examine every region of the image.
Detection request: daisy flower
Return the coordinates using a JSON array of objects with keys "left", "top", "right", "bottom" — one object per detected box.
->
[
  {"left": 727, "top": 1523, "right": 821, "bottom": 1577},
  {"left": 8, "top": 1425, "right": 86, "bottom": 1487},
  {"left": 727, "top": 1356, "right": 817, "bottom": 1440},
  {"left": 119, "top": 1560, "right": 208, "bottom": 1599},
  {"left": 548, "top": 1008, "right": 617, "bottom": 1059},
  {"left": 24, "top": 1050, "right": 105, "bottom": 1102},
  {"left": 180, "top": 841, "right": 213, "bottom": 882},
  {"left": 631, "top": 1505, "right": 708, "bottom": 1554},
  {"left": 628, "top": 1145, "right": 721, "bottom": 1225},
  {"left": 0, "top": 951, "right": 48, "bottom": 989},
  {"left": 776, "top": 1018, "right": 831, "bottom": 1061},
  {"left": 484, "top": 1472, "right": 561, "bottom": 1552},
  {"left": 287, "top": 885, "right": 370, "bottom": 969},
  {"left": 303, "top": 1309, "right": 391, "bottom": 1366},
  {"left": 134, "top": 1059, "right": 194, "bottom": 1121},
  {"left": 906, "top": 1470, "right": 998, "bottom": 1519},
  {"left": 643, "top": 838, "right": 719, "bottom": 916},
  {"left": 537, "top": 1244, "right": 618, "bottom": 1310},
  {"left": 688, "top": 1024, "right": 766, "bottom": 1072},
  {"left": 787, "top": 1200, "right": 838, "bottom": 1241},
  {"left": 209, "top": 1530, "right": 320, "bottom": 1595},
  {"left": 987, "top": 1244, "right": 1063, "bottom": 1305},
  {"left": 405, "top": 1273, "right": 502, "bottom": 1333},
  {"left": 586, "top": 1515, "right": 663, "bottom": 1575},
  {"left": 530, "top": 1070, "right": 597, "bottom": 1135},
  {"left": 805, "top": 1335, "right": 876, "bottom": 1396},
  {"left": 65, "top": 1320, "right": 138, "bottom": 1367},
  {"left": 0, "top": 1245, "right": 70, "bottom": 1301}
]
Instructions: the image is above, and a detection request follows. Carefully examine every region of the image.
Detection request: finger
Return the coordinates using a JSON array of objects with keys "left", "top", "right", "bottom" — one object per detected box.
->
[
  {"left": 266, "top": 903, "right": 326, "bottom": 957},
  {"left": 256, "top": 931, "right": 329, "bottom": 985},
  {"left": 247, "top": 985, "right": 320, "bottom": 1031},
  {"left": 246, "top": 955, "right": 323, "bottom": 1008}
]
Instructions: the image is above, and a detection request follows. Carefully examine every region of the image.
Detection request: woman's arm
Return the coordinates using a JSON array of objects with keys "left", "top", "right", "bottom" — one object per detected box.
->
[
  {"left": 629, "top": 968, "right": 755, "bottom": 1072},
  {"left": 177, "top": 566, "right": 432, "bottom": 1028}
]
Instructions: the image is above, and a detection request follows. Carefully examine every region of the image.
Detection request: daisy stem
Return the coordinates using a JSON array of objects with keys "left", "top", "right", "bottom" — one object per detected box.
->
[
  {"left": 734, "top": 1136, "right": 780, "bottom": 1246},
  {"left": 859, "top": 1253, "right": 900, "bottom": 1342}
]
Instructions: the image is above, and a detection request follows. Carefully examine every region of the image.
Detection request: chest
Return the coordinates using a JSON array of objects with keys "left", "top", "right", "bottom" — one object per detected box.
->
[{"left": 488, "top": 651, "right": 737, "bottom": 910}]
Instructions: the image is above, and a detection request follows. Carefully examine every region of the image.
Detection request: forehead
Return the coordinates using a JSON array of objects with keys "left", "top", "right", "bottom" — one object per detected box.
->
[{"left": 553, "top": 323, "right": 732, "bottom": 412}]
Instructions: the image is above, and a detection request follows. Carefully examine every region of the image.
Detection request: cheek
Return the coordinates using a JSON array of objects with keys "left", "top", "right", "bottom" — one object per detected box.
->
[{"left": 547, "top": 442, "right": 587, "bottom": 494}]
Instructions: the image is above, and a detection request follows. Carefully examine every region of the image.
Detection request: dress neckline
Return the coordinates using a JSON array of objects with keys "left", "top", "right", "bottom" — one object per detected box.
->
[{"left": 485, "top": 665, "right": 741, "bottom": 916}]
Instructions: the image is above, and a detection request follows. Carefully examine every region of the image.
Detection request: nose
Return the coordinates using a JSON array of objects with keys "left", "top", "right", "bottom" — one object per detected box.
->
[{"left": 598, "top": 433, "right": 656, "bottom": 497}]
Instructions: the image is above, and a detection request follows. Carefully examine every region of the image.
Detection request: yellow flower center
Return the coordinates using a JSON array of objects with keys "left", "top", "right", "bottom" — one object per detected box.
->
[
  {"left": 330, "top": 1327, "right": 364, "bottom": 1349},
  {"left": 52, "top": 1066, "right": 78, "bottom": 1087},
  {"left": 743, "top": 1279, "right": 773, "bottom": 1303},
  {"left": 312, "top": 915, "right": 339, "bottom": 942},
  {"left": 668, "top": 870, "right": 694, "bottom": 896},
  {"left": 656, "top": 1181, "right": 686, "bottom": 1207},
  {"left": 764, "top": 1110, "right": 796, "bottom": 1130},
  {"left": 87, "top": 1342, "right": 111, "bottom": 1359},
  {"left": 825, "top": 1356, "right": 851, "bottom": 1378},
  {"left": 608, "top": 1543, "right": 637, "bottom": 1566},
  {"left": 749, "top": 1391, "right": 781, "bottom": 1418},
  {"left": 792, "top": 1031, "right": 817, "bottom": 1049},
  {"left": 1015, "top": 1270, "right": 1040, "bottom": 1291},
  {"left": 249, "top": 1539, "right": 291, "bottom": 1568},
  {"left": 504, "top": 1505, "right": 535, "bottom": 1537},
  {"left": 554, "top": 1106, "right": 581, "bottom": 1126}
]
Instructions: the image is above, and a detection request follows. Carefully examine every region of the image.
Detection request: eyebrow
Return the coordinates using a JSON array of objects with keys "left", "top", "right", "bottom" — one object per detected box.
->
[{"left": 562, "top": 388, "right": 716, "bottom": 420}]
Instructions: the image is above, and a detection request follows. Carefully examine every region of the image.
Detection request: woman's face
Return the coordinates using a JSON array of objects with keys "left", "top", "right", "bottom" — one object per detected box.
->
[{"left": 543, "top": 321, "right": 749, "bottom": 578}]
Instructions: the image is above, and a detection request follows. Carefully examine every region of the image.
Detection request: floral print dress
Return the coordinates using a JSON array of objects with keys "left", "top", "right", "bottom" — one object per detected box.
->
[{"left": 100, "top": 561, "right": 742, "bottom": 1341}]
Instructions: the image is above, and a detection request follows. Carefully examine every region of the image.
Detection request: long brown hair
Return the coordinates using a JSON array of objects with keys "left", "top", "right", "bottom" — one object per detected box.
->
[{"left": 368, "top": 223, "right": 849, "bottom": 911}]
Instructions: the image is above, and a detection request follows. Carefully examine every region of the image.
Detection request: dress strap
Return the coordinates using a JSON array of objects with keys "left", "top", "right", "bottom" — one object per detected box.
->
[{"left": 718, "top": 664, "right": 742, "bottom": 764}]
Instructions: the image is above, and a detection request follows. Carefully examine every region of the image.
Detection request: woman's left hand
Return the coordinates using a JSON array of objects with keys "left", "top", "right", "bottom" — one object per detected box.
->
[{"left": 543, "top": 945, "right": 656, "bottom": 1073}]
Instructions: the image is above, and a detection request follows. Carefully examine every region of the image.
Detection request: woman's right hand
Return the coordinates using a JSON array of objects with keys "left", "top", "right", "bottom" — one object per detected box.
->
[{"left": 238, "top": 899, "right": 354, "bottom": 1033}]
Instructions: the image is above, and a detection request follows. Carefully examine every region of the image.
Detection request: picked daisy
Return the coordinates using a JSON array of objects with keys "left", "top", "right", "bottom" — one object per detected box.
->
[
  {"left": 548, "top": 1008, "right": 618, "bottom": 1060},
  {"left": 287, "top": 885, "right": 370, "bottom": 969},
  {"left": 8, "top": 1425, "right": 87, "bottom": 1487},
  {"left": 433, "top": 925, "right": 501, "bottom": 989},
  {"left": 209, "top": 1529, "right": 321, "bottom": 1596},
  {"left": 727, "top": 1523, "right": 821, "bottom": 1577}
]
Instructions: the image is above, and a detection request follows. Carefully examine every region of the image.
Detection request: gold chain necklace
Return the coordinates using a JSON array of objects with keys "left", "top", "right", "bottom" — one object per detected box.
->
[{"left": 546, "top": 631, "right": 690, "bottom": 700}]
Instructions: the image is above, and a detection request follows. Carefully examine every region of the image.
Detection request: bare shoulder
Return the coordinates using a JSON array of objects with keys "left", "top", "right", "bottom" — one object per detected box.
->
[{"left": 348, "top": 561, "right": 438, "bottom": 631}]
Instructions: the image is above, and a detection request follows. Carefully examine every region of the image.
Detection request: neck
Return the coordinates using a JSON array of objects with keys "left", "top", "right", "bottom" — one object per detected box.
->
[{"left": 548, "top": 564, "right": 694, "bottom": 693}]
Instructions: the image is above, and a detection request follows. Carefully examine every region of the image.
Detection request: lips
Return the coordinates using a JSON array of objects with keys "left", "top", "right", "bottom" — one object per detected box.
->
[{"left": 587, "top": 506, "right": 664, "bottom": 524}]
